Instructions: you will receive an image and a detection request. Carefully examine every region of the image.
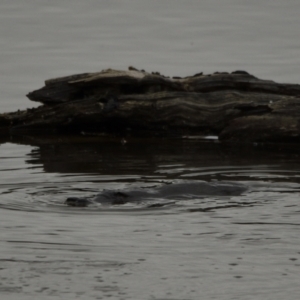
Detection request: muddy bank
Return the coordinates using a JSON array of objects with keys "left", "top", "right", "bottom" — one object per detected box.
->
[{"left": 1, "top": 67, "right": 300, "bottom": 142}]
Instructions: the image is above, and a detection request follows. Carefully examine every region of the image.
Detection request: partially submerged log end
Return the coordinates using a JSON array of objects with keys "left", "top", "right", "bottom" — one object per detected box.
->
[{"left": 219, "top": 115, "right": 300, "bottom": 143}]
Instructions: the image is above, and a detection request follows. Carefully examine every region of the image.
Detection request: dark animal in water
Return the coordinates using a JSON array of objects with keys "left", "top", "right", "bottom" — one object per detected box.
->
[{"left": 65, "top": 180, "right": 246, "bottom": 207}]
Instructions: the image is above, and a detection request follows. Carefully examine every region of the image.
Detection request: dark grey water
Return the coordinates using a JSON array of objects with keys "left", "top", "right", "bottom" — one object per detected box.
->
[
  {"left": 1, "top": 137, "right": 300, "bottom": 300},
  {"left": 1, "top": 0, "right": 300, "bottom": 299},
  {"left": 1, "top": 0, "right": 300, "bottom": 113}
]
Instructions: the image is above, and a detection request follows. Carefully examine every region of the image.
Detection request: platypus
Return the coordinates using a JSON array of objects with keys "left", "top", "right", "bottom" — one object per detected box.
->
[{"left": 65, "top": 180, "right": 246, "bottom": 207}]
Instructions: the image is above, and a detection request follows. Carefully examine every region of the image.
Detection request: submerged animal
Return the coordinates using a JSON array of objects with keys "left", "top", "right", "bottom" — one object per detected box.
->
[{"left": 65, "top": 180, "right": 246, "bottom": 207}]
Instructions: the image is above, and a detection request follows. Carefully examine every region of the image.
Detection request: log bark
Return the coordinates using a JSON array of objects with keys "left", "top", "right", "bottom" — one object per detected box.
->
[{"left": 1, "top": 67, "right": 300, "bottom": 142}]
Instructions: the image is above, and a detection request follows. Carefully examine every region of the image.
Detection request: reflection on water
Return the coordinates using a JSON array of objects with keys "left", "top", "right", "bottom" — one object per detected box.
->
[{"left": 0, "top": 137, "right": 300, "bottom": 299}]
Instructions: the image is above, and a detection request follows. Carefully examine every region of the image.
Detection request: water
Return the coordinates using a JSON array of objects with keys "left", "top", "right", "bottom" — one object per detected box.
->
[
  {"left": 1, "top": 0, "right": 300, "bottom": 112},
  {"left": 1, "top": 0, "right": 300, "bottom": 299},
  {"left": 1, "top": 137, "right": 300, "bottom": 299}
]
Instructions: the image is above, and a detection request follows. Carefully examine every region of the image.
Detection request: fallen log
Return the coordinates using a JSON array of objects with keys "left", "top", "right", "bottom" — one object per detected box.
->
[{"left": 1, "top": 67, "right": 300, "bottom": 142}]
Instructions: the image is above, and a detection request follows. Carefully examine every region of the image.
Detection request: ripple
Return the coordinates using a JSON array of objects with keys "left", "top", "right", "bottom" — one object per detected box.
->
[
  {"left": 1, "top": 139, "right": 300, "bottom": 300},
  {"left": 1, "top": 141, "right": 300, "bottom": 213}
]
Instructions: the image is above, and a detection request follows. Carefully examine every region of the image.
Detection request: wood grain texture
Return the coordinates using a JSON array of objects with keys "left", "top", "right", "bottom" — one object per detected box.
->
[{"left": 1, "top": 67, "right": 300, "bottom": 142}]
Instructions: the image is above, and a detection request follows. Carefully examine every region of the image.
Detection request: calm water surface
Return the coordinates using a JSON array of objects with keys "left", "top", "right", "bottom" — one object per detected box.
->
[
  {"left": 1, "top": 0, "right": 300, "bottom": 299},
  {"left": 0, "top": 137, "right": 300, "bottom": 300},
  {"left": 1, "top": 0, "right": 300, "bottom": 112}
]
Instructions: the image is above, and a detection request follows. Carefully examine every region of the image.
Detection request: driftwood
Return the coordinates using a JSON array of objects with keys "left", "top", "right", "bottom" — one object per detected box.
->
[{"left": 1, "top": 67, "right": 300, "bottom": 142}]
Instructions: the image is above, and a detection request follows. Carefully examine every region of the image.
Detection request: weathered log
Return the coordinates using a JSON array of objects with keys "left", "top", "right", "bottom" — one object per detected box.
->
[
  {"left": 27, "top": 68, "right": 300, "bottom": 105},
  {"left": 219, "top": 98, "right": 300, "bottom": 142},
  {"left": 26, "top": 68, "right": 183, "bottom": 105},
  {"left": 1, "top": 67, "right": 300, "bottom": 142}
]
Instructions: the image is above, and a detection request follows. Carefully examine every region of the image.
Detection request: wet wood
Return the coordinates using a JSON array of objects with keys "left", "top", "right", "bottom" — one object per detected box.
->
[{"left": 1, "top": 67, "right": 300, "bottom": 142}]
